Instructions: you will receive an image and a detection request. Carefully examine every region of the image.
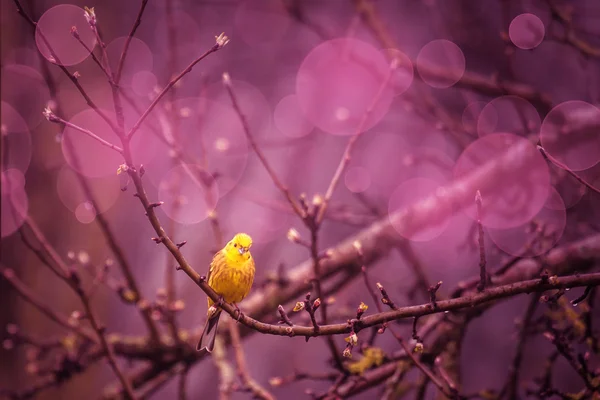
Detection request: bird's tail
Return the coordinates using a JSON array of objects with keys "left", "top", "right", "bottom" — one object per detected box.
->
[{"left": 197, "top": 309, "right": 222, "bottom": 352}]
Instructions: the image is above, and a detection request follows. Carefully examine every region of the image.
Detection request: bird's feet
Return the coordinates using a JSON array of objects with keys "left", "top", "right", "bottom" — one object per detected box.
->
[{"left": 233, "top": 303, "right": 244, "bottom": 323}]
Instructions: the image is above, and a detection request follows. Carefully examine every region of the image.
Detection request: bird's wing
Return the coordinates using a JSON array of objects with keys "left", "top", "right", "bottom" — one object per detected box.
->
[{"left": 207, "top": 249, "right": 224, "bottom": 284}]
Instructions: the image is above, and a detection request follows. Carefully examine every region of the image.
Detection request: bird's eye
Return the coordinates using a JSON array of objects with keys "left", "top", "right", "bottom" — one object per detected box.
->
[{"left": 234, "top": 243, "right": 237, "bottom": 247}]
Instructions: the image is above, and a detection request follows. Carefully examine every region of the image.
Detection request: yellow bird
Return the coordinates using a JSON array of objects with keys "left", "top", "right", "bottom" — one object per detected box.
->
[{"left": 197, "top": 233, "right": 255, "bottom": 353}]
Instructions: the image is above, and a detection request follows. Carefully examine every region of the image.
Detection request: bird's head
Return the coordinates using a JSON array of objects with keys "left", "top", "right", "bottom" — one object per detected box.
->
[{"left": 225, "top": 233, "right": 253, "bottom": 262}]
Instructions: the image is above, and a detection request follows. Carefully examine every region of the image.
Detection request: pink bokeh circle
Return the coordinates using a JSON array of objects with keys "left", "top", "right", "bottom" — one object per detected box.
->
[
  {"left": 132, "top": 71, "right": 158, "bottom": 97},
  {"left": 75, "top": 202, "right": 97, "bottom": 224},
  {"left": 388, "top": 177, "right": 450, "bottom": 241},
  {"left": 546, "top": 164, "right": 586, "bottom": 210},
  {"left": 203, "top": 79, "right": 272, "bottom": 139},
  {"left": 476, "top": 96, "right": 541, "bottom": 137},
  {"left": 1, "top": 102, "right": 32, "bottom": 174},
  {"left": 416, "top": 40, "right": 466, "bottom": 89},
  {"left": 1, "top": 169, "right": 28, "bottom": 238},
  {"left": 453, "top": 133, "right": 550, "bottom": 229},
  {"left": 345, "top": 166, "right": 371, "bottom": 193},
  {"left": 509, "top": 13, "right": 545, "bottom": 50},
  {"left": 382, "top": 48, "right": 414, "bottom": 96},
  {"left": 462, "top": 101, "right": 487, "bottom": 132},
  {"left": 540, "top": 100, "right": 600, "bottom": 171},
  {"left": 488, "top": 187, "right": 565, "bottom": 257},
  {"left": 296, "top": 38, "right": 394, "bottom": 136},
  {"left": 35, "top": 4, "right": 96, "bottom": 66},
  {"left": 61, "top": 109, "right": 123, "bottom": 178},
  {"left": 1, "top": 64, "right": 50, "bottom": 130},
  {"left": 56, "top": 166, "right": 121, "bottom": 214},
  {"left": 234, "top": 0, "right": 291, "bottom": 48},
  {"left": 579, "top": 162, "right": 600, "bottom": 194},
  {"left": 274, "top": 94, "right": 314, "bottom": 138},
  {"left": 107, "top": 37, "right": 153, "bottom": 87},
  {"left": 157, "top": 164, "right": 219, "bottom": 225},
  {"left": 173, "top": 97, "right": 249, "bottom": 197}
]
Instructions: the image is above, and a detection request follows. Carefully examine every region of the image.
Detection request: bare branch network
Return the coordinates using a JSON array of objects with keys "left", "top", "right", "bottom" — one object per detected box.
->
[{"left": 2, "top": 1, "right": 600, "bottom": 400}]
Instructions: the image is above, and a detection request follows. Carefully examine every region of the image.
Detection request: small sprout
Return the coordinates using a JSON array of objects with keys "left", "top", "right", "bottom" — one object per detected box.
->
[
  {"left": 293, "top": 301, "right": 305, "bottom": 312},
  {"left": 342, "top": 346, "right": 353, "bottom": 359},
  {"left": 148, "top": 201, "right": 164, "bottom": 209},
  {"left": 43, "top": 107, "right": 59, "bottom": 123},
  {"left": 312, "top": 298, "right": 321, "bottom": 311},
  {"left": 117, "top": 164, "right": 128, "bottom": 175},
  {"left": 345, "top": 332, "right": 358, "bottom": 347},
  {"left": 413, "top": 342, "right": 424, "bottom": 353},
  {"left": 152, "top": 237, "right": 164, "bottom": 244},
  {"left": 549, "top": 275, "right": 559, "bottom": 285},
  {"left": 70, "top": 26, "right": 80, "bottom": 39},
  {"left": 357, "top": 302, "right": 368, "bottom": 319},
  {"left": 287, "top": 228, "right": 300, "bottom": 243},
  {"left": 176, "top": 241, "right": 187, "bottom": 249},
  {"left": 83, "top": 6, "right": 96, "bottom": 27},
  {"left": 73, "top": 71, "right": 81, "bottom": 79},
  {"left": 215, "top": 32, "right": 230, "bottom": 48},
  {"left": 269, "top": 377, "right": 283, "bottom": 387}
]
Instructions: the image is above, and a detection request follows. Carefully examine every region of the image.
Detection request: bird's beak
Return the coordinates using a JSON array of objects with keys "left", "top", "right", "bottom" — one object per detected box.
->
[{"left": 238, "top": 248, "right": 245, "bottom": 255}]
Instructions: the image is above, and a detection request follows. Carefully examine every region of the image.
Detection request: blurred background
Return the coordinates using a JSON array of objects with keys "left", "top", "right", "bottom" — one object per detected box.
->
[{"left": 2, "top": 0, "right": 600, "bottom": 398}]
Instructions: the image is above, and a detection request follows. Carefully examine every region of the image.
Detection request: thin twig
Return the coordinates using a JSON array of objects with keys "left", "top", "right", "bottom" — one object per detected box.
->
[
  {"left": 128, "top": 41, "right": 225, "bottom": 139},
  {"left": 115, "top": 0, "right": 149, "bottom": 84},
  {"left": 222, "top": 72, "right": 305, "bottom": 218},
  {"left": 229, "top": 321, "right": 275, "bottom": 400},
  {"left": 538, "top": 145, "right": 600, "bottom": 195},
  {"left": 315, "top": 58, "right": 396, "bottom": 225},
  {"left": 475, "top": 190, "right": 487, "bottom": 292}
]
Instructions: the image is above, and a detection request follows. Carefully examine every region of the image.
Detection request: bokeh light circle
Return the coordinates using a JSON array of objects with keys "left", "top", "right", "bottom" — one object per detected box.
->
[
  {"left": 416, "top": 40, "right": 466, "bottom": 89},
  {"left": 61, "top": 109, "right": 123, "bottom": 178},
  {"left": 56, "top": 166, "right": 121, "bottom": 214},
  {"left": 345, "top": 166, "right": 371, "bottom": 193},
  {"left": 382, "top": 48, "right": 414, "bottom": 96},
  {"left": 203, "top": 79, "right": 272, "bottom": 139},
  {"left": 173, "top": 97, "right": 249, "bottom": 197},
  {"left": 453, "top": 133, "right": 550, "bottom": 229},
  {"left": 388, "top": 177, "right": 450, "bottom": 241},
  {"left": 488, "top": 187, "right": 565, "bottom": 257},
  {"left": 158, "top": 164, "right": 219, "bottom": 225},
  {"left": 477, "top": 96, "right": 541, "bottom": 137},
  {"left": 1, "top": 169, "right": 28, "bottom": 238},
  {"left": 547, "top": 164, "right": 586, "bottom": 210},
  {"left": 1, "top": 102, "right": 32, "bottom": 174},
  {"left": 509, "top": 13, "right": 545, "bottom": 50},
  {"left": 462, "top": 101, "right": 487, "bottom": 132},
  {"left": 35, "top": 4, "right": 96, "bottom": 66},
  {"left": 274, "top": 94, "right": 314, "bottom": 138},
  {"left": 107, "top": 37, "right": 153, "bottom": 87},
  {"left": 75, "top": 202, "right": 97, "bottom": 224},
  {"left": 540, "top": 100, "right": 600, "bottom": 171},
  {"left": 234, "top": 0, "right": 290, "bottom": 48},
  {"left": 1, "top": 64, "right": 50, "bottom": 129},
  {"left": 131, "top": 71, "right": 158, "bottom": 97},
  {"left": 296, "top": 38, "right": 394, "bottom": 136}
]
